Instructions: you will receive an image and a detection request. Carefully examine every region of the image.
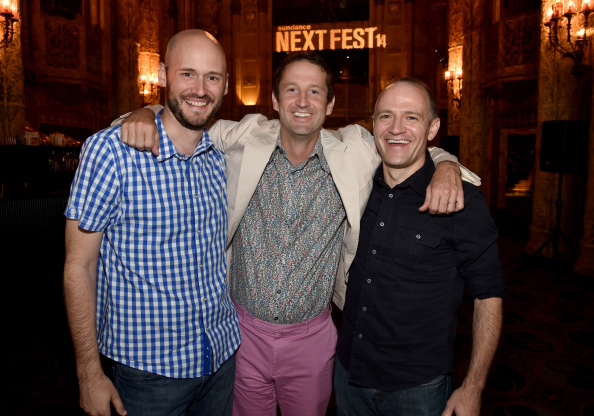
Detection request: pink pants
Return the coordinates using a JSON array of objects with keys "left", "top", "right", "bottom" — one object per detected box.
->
[{"left": 232, "top": 300, "right": 337, "bottom": 416}]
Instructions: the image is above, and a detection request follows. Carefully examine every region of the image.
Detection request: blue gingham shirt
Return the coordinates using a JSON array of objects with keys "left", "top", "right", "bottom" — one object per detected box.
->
[{"left": 65, "top": 112, "right": 240, "bottom": 378}]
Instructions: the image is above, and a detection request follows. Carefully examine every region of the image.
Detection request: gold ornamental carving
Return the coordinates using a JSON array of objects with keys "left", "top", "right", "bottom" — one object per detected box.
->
[
  {"left": 387, "top": 0, "right": 402, "bottom": 26},
  {"left": 244, "top": 0, "right": 257, "bottom": 29},
  {"left": 45, "top": 20, "right": 81, "bottom": 69},
  {"left": 194, "top": 0, "right": 220, "bottom": 36}
]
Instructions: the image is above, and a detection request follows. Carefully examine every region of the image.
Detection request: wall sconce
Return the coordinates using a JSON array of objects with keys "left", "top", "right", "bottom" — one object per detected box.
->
[
  {"left": 445, "top": 69, "right": 463, "bottom": 108},
  {"left": 544, "top": 0, "right": 593, "bottom": 76},
  {"left": 0, "top": 0, "right": 19, "bottom": 47},
  {"left": 139, "top": 74, "right": 158, "bottom": 106}
]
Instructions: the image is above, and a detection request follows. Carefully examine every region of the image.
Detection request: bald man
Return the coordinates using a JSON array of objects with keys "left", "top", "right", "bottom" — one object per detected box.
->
[{"left": 63, "top": 30, "right": 240, "bottom": 416}]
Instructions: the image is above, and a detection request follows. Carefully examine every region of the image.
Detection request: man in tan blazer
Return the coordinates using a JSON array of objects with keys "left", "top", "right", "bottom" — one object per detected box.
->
[{"left": 118, "top": 51, "right": 478, "bottom": 416}]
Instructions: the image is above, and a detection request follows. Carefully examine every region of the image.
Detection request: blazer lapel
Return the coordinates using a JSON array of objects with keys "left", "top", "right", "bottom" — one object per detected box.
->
[
  {"left": 228, "top": 127, "right": 279, "bottom": 241},
  {"left": 320, "top": 130, "right": 361, "bottom": 233}
]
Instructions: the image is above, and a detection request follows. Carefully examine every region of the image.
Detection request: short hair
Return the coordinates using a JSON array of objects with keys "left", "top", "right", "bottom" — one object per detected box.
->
[
  {"left": 375, "top": 77, "right": 438, "bottom": 121},
  {"left": 273, "top": 52, "right": 335, "bottom": 103}
]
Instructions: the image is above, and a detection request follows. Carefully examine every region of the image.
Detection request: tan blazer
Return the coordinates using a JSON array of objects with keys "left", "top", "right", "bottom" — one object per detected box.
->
[
  {"left": 209, "top": 114, "right": 381, "bottom": 309},
  {"left": 114, "top": 109, "right": 479, "bottom": 309}
]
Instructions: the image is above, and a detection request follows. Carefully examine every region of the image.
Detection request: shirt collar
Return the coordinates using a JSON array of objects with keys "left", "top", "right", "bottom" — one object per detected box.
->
[
  {"left": 155, "top": 109, "right": 215, "bottom": 162},
  {"left": 373, "top": 150, "right": 435, "bottom": 196},
  {"left": 273, "top": 134, "right": 330, "bottom": 173}
]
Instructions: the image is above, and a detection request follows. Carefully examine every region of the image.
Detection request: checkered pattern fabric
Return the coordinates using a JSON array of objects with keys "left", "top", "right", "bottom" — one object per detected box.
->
[{"left": 65, "top": 112, "right": 240, "bottom": 378}]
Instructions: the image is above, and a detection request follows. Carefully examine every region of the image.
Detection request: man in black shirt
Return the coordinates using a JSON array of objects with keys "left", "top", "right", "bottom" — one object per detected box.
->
[{"left": 334, "top": 78, "right": 505, "bottom": 416}]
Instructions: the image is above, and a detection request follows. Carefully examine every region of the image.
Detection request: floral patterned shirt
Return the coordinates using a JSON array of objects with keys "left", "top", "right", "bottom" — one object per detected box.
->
[{"left": 230, "top": 137, "right": 346, "bottom": 324}]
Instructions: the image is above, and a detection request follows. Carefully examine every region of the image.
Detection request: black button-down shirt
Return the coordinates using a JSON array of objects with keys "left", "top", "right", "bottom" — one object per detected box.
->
[{"left": 336, "top": 152, "right": 505, "bottom": 391}]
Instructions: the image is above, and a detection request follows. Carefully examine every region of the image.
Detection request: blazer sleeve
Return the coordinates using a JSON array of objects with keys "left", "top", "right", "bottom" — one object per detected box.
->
[
  {"left": 209, "top": 114, "right": 275, "bottom": 152},
  {"left": 428, "top": 146, "right": 482, "bottom": 186}
]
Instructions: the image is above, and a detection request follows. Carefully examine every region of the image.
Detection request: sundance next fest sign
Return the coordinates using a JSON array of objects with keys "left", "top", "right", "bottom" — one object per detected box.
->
[{"left": 274, "top": 22, "right": 387, "bottom": 52}]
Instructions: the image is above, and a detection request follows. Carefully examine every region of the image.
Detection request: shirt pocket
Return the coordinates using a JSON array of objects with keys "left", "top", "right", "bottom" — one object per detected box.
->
[{"left": 393, "top": 226, "right": 449, "bottom": 274}]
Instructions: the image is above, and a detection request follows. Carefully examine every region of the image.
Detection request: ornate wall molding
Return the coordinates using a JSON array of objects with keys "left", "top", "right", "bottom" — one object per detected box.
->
[
  {"left": 503, "top": 14, "right": 539, "bottom": 67},
  {"left": 194, "top": 0, "right": 221, "bottom": 36},
  {"left": 45, "top": 21, "right": 81, "bottom": 69}
]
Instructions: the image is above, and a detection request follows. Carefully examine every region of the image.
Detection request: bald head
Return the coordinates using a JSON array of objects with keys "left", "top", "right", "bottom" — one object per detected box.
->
[
  {"left": 165, "top": 29, "right": 226, "bottom": 70},
  {"left": 158, "top": 29, "right": 228, "bottom": 134},
  {"left": 375, "top": 78, "right": 437, "bottom": 121}
]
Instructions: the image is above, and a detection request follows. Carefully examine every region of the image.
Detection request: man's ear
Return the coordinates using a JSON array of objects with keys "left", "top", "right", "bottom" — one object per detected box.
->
[
  {"left": 326, "top": 96, "right": 336, "bottom": 116},
  {"left": 427, "top": 118, "right": 441, "bottom": 142},
  {"left": 272, "top": 92, "right": 279, "bottom": 112},
  {"left": 224, "top": 73, "right": 229, "bottom": 96},
  {"left": 158, "top": 62, "right": 167, "bottom": 87}
]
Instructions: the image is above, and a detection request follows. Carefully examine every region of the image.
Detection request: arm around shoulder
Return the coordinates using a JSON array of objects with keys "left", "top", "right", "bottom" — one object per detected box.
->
[
  {"left": 422, "top": 147, "right": 482, "bottom": 214},
  {"left": 209, "top": 114, "right": 274, "bottom": 151},
  {"left": 112, "top": 105, "right": 163, "bottom": 156},
  {"left": 428, "top": 146, "right": 481, "bottom": 186}
]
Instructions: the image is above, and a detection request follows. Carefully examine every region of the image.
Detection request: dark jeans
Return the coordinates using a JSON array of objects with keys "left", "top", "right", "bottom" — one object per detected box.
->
[
  {"left": 334, "top": 359, "right": 451, "bottom": 416},
  {"left": 112, "top": 354, "right": 235, "bottom": 416}
]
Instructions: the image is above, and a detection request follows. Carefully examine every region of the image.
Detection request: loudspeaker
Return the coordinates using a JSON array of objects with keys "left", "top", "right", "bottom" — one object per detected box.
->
[{"left": 540, "top": 120, "right": 589, "bottom": 174}]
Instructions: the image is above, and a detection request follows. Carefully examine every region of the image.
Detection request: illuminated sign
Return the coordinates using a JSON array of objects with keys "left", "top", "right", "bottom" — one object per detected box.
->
[{"left": 274, "top": 22, "right": 387, "bottom": 53}]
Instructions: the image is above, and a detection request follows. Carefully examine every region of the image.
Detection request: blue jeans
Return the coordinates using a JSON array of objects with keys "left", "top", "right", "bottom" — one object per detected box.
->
[
  {"left": 112, "top": 354, "right": 235, "bottom": 416},
  {"left": 334, "top": 359, "right": 451, "bottom": 416}
]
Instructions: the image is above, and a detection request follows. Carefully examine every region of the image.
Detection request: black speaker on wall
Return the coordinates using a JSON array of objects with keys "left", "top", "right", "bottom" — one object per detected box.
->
[{"left": 540, "top": 120, "right": 589, "bottom": 174}]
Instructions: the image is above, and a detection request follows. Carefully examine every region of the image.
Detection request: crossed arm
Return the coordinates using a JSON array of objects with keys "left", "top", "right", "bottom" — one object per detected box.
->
[
  {"left": 116, "top": 107, "right": 468, "bottom": 215},
  {"left": 63, "top": 220, "right": 127, "bottom": 416},
  {"left": 442, "top": 297, "right": 503, "bottom": 416}
]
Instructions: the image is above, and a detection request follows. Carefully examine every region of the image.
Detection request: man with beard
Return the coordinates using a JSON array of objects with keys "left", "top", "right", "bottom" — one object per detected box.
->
[{"left": 63, "top": 30, "right": 240, "bottom": 416}]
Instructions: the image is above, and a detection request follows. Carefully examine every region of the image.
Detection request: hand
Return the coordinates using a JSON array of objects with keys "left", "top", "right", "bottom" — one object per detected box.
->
[
  {"left": 442, "top": 385, "right": 481, "bottom": 416},
  {"left": 79, "top": 372, "right": 127, "bottom": 416},
  {"left": 420, "top": 161, "right": 465, "bottom": 214},
  {"left": 120, "top": 108, "right": 160, "bottom": 156}
]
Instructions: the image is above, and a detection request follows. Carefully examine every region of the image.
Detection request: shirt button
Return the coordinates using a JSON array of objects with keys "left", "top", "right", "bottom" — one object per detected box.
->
[
  {"left": 199, "top": 264, "right": 203, "bottom": 268},
  {"left": 194, "top": 195, "right": 198, "bottom": 199},
  {"left": 372, "top": 250, "right": 376, "bottom": 254},
  {"left": 206, "top": 327, "right": 210, "bottom": 331},
  {"left": 70, "top": 208, "right": 76, "bottom": 215},
  {"left": 203, "top": 297, "right": 207, "bottom": 302},
  {"left": 362, "top": 307, "right": 367, "bottom": 312},
  {"left": 366, "top": 278, "right": 371, "bottom": 284},
  {"left": 277, "top": 290, "right": 281, "bottom": 294},
  {"left": 274, "top": 317, "right": 279, "bottom": 321},
  {"left": 380, "top": 222, "right": 385, "bottom": 227},
  {"left": 388, "top": 194, "right": 393, "bottom": 198},
  {"left": 358, "top": 334, "right": 363, "bottom": 339},
  {"left": 197, "top": 229, "right": 201, "bottom": 234},
  {"left": 416, "top": 234, "right": 421, "bottom": 239}
]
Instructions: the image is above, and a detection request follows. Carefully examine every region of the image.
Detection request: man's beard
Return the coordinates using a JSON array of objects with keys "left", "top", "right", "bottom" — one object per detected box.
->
[{"left": 166, "top": 92, "right": 221, "bottom": 131}]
